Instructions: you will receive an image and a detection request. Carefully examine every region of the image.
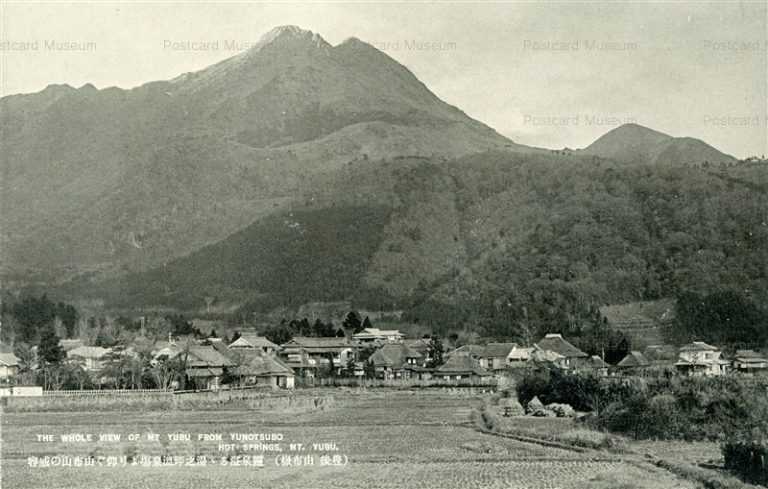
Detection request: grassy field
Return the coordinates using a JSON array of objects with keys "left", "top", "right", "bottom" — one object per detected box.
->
[{"left": 1, "top": 391, "right": 701, "bottom": 489}]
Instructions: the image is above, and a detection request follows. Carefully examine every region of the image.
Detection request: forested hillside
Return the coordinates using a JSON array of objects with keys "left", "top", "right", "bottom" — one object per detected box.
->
[{"left": 56, "top": 152, "right": 768, "bottom": 340}]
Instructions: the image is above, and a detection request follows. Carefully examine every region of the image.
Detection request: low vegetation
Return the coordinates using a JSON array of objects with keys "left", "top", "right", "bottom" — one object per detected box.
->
[{"left": 518, "top": 366, "right": 768, "bottom": 484}]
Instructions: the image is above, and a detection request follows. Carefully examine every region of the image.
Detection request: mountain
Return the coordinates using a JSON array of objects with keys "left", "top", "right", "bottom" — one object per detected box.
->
[
  {"left": 581, "top": 123, "right": 736, "bottom": 166},
  {"left": 5, "top": 25, "right": 761, "bottom": 337},
  {"left": 0, "top": 25, "right": 530, "bottom": 285}
]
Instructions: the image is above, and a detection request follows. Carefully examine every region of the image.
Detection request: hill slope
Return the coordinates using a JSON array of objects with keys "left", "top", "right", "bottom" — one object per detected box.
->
[
  {"left": 59, "top": 153, "right": 768, "bottom": 334},
  {"left": 0, "top": 25, "right": 527, "bottom": 285}
]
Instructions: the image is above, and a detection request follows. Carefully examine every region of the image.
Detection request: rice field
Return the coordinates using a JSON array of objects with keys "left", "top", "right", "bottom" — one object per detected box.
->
[{"left": 1, "top": 391, "right": 701, "bottom": 489}]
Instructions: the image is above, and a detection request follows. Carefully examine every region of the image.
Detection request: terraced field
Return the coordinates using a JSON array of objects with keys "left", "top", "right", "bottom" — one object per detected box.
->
[{"left": 1, "top": 391, "right": 699, "bottom": 489}]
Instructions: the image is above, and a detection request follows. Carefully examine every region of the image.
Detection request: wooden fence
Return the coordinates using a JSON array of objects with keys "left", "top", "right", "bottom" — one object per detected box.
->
[
  {"left": 43, "top": 388, "right": 171, "bottom": 396},
  {"left": 295, "top": 377, "right": 501, "bottom": 389}
]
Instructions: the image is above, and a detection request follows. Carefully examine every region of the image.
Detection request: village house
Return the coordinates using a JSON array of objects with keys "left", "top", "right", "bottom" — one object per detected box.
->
[
  {"left": 435, "top": 354, "right": 491, "bottom": 383},
  {"left": 231, "top": 350, "right": 295, "bottom": 389},
  {"left": 675, "top": 341, "right": 730, "bottom": 377},
  {"left": 528, "top": 346, "right": 567, "bottom": 369},
  {"left": 352, "top": 328, "right": 405, "bottom": 343},
  {"left": 183, "top": 345, "right": 237, "bottom": 391},
  {"left": 732, "top": 350, "right": 768, "bottom": 375},
  {"left": 585, "top": 355, "right": 610, "bottom": 377},
  {"left": 280, "top": 337, "right": 355, "bottom": 377},
  {"left": 478, "top": 343, "right": 515, "bottom": 371},
  {"left": 229, "top": 334, "right": 278, "bottom": 354},
  {"left": 616, "top": 351, "right": 651, "bottom": 374},
  {"left": 368, "top": 343, "right": 427, "bottom": 380},
  {"left": 534, "top": 333, "right": 589, "bottom": 370},
  {"left": 0, "top": 351, "right": 20, "bottom": 382},
  {"left": 479, "top": 343, "right": 532, "bottom": 371},
  {"left": 507, "top": 345, "right": 534, "bottom": 367},
  {"left": 66, "top": 346, "right": 112, "bottom": 372},
  {"left": 402, "top": 338, "right": 433, "bottom": 364}
]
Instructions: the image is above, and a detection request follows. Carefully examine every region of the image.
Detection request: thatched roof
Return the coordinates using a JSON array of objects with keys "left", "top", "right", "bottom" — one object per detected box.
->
[
  {"left": 369, "top": 343, "right": 423, "bottom": 368},
  {"left": 617, "top": 351, "right": 650, "bottom": 368},
  {"left": 482, "top": 343, "right": 518, "bottom": 358},
  {"left": 529, "top": 346, "right": 565, "bottom": 363},
  {"left": 233, "top": 351, "right": 294, "bottom": 377},
  {"left": 587, "top": 355, "right": 610, "bottom": 369},
  {"left": 436, "top": 354, "right": 489, "bottom": 376},
  {"left": 186, "top": 346, "right": 236, "bottom": 368},
  {"left": 185, "top": 367, "right": 223, "bottom": 378},
  {"left": 535, "top": 334, "right": 588, "bottom": 358}
]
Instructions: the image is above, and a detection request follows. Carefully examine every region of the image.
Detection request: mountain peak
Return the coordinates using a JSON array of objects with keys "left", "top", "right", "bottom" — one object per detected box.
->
[
  {"left": 583, "top": 122, "right": 734, "bottom": 166},
  {"left": 253, "top": 25, "right": 329, "bottom": 51},
  {"left": 607, "top": 123, "right": 671, "bottom": 139}
]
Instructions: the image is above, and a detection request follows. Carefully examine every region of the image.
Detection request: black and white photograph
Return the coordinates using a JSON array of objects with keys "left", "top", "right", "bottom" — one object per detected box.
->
[{"left": 1, "top": 1, "right": 767, "bottom": 488}]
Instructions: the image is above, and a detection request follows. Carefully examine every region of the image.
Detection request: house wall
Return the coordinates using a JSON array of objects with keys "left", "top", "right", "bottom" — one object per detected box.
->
[
  {"left": 734, "top": 360, "right": 768, "bottom": 370},
  {"left": 280, "top": 376, "right": 295, "bottom": 389},
  {"left": 679, "top": 350, "right": 726, "bottom": 376},
  {"left": 0, "top": 365, "right": 18, "bottom": 380},
  {"left": 0, "top": 385, "right": 43, "bottom": 397}
]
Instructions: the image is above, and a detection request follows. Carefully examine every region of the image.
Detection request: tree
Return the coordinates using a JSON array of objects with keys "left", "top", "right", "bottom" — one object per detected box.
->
[
  {"left": 361, "top": 316, "right": 373, "bottom": 333},
  {"left": 151, "top": 345, "right": 190, "bottom": 391},
  {"left": 11, "top": 295, "right": 57, "bottom": 343},
  {"left": 263, "top": 324, "right": 292, "bottom": 345},
  {"left": 364, "top": 359, "right": 376, "bottom": 379},
  {"left": 40, "top": 365, "right": 66, "bottom": 391},
  {"left": 426, "top": 336, "right": 445, "bottom": 368},
  {"left": 312, "top": 318, "right": 335, "bottom": 337},
  {"left": 63, "top": 362, "right": 92, "bottom": 390},
  {"left": 13, "top": 343, "right": 36, "bottom": 385},
  {"left": 166, "top": 314, "right": 194, "bottom": 336},
  {"left": 342, "top": 311, "right": 363, "bottom": 334},
  {"left": 37, "top": 326, "right": 64, "bottom": 366},
  {"left": 56, "top": 303, "right": 78, "bottom": 338}
]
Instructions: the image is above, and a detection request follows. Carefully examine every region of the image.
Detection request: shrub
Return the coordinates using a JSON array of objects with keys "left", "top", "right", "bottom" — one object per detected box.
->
[
  {"left": 546, "top": 403, "right": 576, "bottom": 418},
  {"left": 521, "top": 366, "right": 768, "bottom": 442},
  {"left": 559, "top": 429, "right": 625, "bottom": 450},
  {"left": 723, "top": 439, "right": 768, "bottom": 485},
  {"left": 531, "top": 408, "right": 556, "bottom": 417},
  {"left": 481, "top": 405, "right": 501, "bottom": 431}
]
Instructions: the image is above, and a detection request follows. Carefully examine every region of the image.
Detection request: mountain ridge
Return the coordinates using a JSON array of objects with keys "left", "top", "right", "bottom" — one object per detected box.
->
[
  {"left": 0, "top": 25, "right": 522, "bottom": 285},
  {"left": 1, "top": 26, "right": 748, "bottom": 311}
]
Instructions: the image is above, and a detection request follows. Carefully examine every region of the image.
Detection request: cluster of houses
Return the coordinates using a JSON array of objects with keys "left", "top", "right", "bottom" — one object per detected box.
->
[
  {"left": 0, "top": 328, "right": 765, "bottom": 390},
  {"left": 452, "top": 335, "right": 767, "bottom": 378}
]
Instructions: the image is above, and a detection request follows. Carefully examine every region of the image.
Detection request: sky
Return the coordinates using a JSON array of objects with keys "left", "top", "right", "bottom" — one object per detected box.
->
[{"left": 0, "top": 1, "right": 765, "bottom": 157}]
